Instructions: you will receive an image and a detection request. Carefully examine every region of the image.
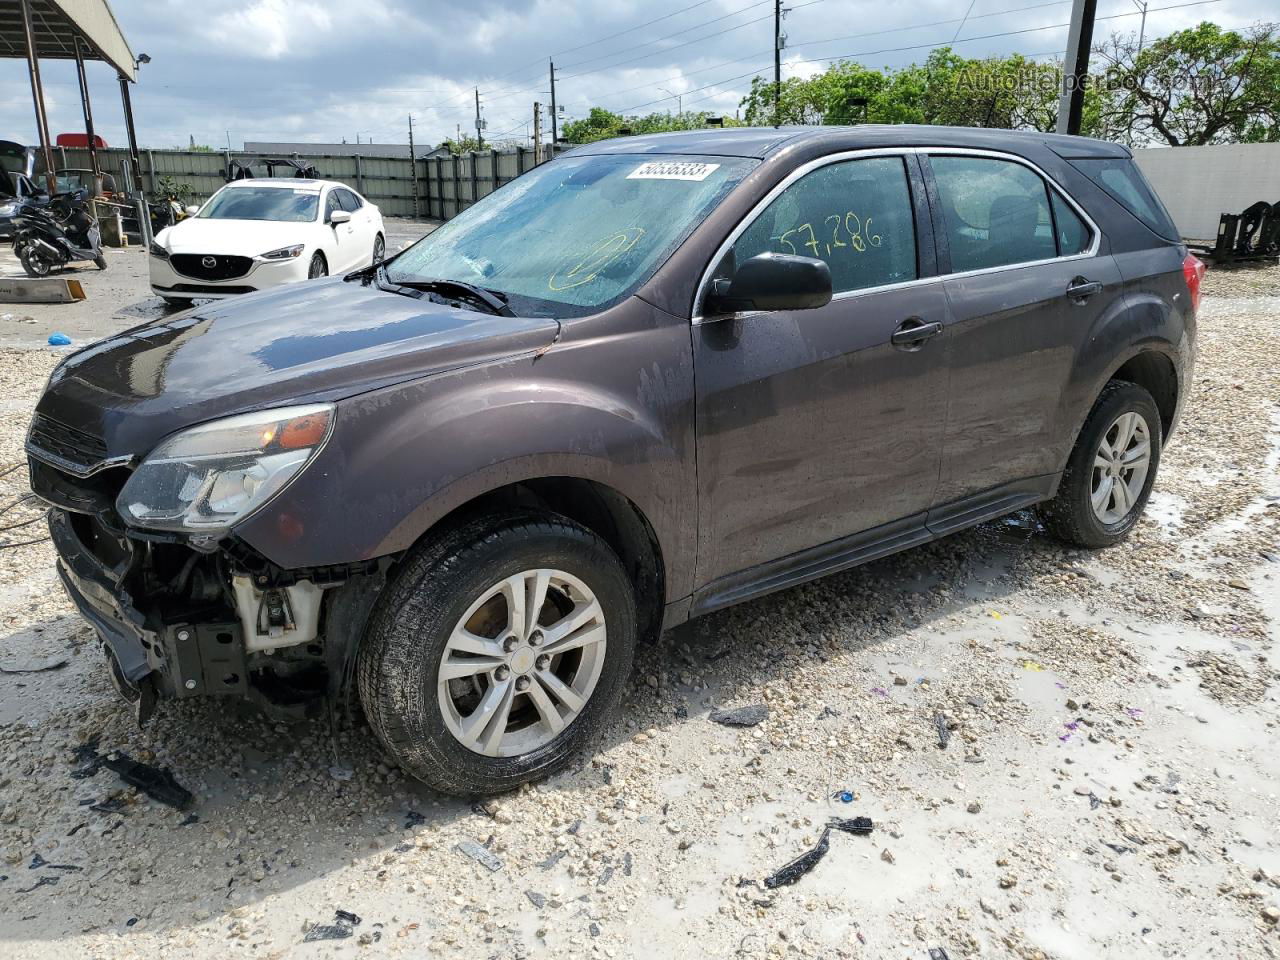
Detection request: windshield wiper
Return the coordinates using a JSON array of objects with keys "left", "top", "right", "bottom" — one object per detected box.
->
[{"left": 384, "top": 272, "right": 515, "bottom": 317}]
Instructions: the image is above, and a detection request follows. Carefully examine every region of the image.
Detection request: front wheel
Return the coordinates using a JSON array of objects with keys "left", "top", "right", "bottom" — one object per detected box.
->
[
  {"left": 358, "top": 513, "right": 636, "bottom": 796},
  {"left": 93, "top": 254, "right": 108, "bottom": 270},
  {"left": 307, "top": 252, "right": 327, "bottom": 279},
  {"left": 372, "top": 233, "right": 385, "bottom": 265},
  {"left": 1038, "top": 380, "right": 1162, "bottom": 548}
]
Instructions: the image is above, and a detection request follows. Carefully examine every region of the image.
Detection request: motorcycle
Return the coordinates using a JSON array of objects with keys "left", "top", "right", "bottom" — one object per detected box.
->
[{"left": 12, "top": 191, "right": 107, "bottom": 277}]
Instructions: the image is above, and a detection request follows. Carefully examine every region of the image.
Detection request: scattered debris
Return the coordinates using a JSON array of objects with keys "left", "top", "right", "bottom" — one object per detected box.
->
[
  {"left": 71, "top": 746, "right": 194, "bottom": 811},
  {"left": 830, "top": 790, "right": 855, "bottom": 804},
  {"left": 709, "top": 704, "right": 768, "bottom": 727},
  {"left": 537, "top": 850, "right": 566, "bottom": 870},
  {"left": 404, "top": 810, "right": 426, "bottom": 829},
  {"left": 929, "top": 948, "right": 952, "bottom": 960},
  {"left": 179, "top": 813, "right": 199, "bottom": 826},
  {"left": 934, "top": 712, "right": 951, "bottom": 749},
  {"left": 47, "top": 333, "right": 72, "bottom": 346},
  {"left": 16, "top": 875, "right": 59, "bottom": 894},
  {"left": 763, "top": 817, "right": 874, "bottom": 889},
  {"left": 525, "top": 890, "right": 547, "bottom": 908},
  {"left": 454, "top": 839, "right": 503, "bottom": 872},
  {"left": 28, "top": 853, "right": 80, "bottom": 872},
  {"left": 0, "top": 656, "right": 67, "bottom": 674},
  {"left": 303, "top": 909, "right": 361, "bottom": 942}
]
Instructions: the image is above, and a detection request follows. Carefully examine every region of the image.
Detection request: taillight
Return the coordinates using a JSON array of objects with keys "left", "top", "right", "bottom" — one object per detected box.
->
[{"left": 1182, "top": 252, "right": 1205, "bottom": 313}]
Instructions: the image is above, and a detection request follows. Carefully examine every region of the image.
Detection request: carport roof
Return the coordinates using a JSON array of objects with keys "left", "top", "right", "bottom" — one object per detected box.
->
[{"left": 0, "top": 0, "right": 135, "bottom": 80}]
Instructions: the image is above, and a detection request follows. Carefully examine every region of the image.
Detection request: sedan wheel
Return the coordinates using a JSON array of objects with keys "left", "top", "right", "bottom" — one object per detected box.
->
[
  {"left": 372, "top": 234, "right": 385, "bottom": 264},
  {"left": 307, "top": 252, "right": 327, "bottom": 278}
]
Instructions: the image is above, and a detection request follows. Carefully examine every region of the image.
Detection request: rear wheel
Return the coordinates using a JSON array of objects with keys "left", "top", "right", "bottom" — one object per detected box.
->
[
  {"left": 19, "top": 248, "right": 53, "bottom": 277},
  {"left": 1039, "top": 380, "right": 1162, "bottom": 548},
  {"left": 358, "top": 513, "right": 636, "bottom": 796},
  {"left": 307, "top": 252, "right": 327, "bottom": 279},
  {"left": 93, "top": 254, "right": 107, "bottom": 270}
]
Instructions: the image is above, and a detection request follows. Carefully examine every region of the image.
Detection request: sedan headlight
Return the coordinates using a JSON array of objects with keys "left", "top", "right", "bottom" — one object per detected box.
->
[
  {"left": 148, "top": 239, "right": 169, "bottom": 259},
  {"left": 259, "top": 244, "right": 305, "bottom": 260},
  {"left": 0, "top": 202, "right": 15, "bottom": 217},
  {"left": 117, "top": 404, "right": 334, "bottom": 534}
]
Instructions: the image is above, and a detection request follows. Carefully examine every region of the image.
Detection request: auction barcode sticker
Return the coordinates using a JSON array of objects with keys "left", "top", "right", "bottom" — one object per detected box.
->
[{"left": 627, "top": 161, "right": 721, "bottom": 181}]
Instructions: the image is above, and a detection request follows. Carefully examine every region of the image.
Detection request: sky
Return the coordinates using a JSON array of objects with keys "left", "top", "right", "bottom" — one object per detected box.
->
[{"left": 0, "top": 0, "right": 1266, "bottom": 152}]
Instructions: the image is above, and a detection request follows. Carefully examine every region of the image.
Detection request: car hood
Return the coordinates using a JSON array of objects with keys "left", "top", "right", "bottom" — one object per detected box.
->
[
  {"left": 34, "top": 276, "right": 559, "bottom": 458},
  {"left": 157, "top": 216, "right": 319, "bottom": 255}
]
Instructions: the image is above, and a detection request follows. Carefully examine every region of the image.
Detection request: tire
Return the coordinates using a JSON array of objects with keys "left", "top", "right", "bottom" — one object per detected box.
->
[
  {"left": 1038, "top": 380, "right": 1162, "bottom": 548},
  {"left": 307, "top": 252, "right": 327, "bottom": 279},
  {"left": 161, "top": 296, "right": 193, "bottom": 309},
  {"left": 94, "top": 255, "right": 108, "bottom": 270},
  {"left": 358, "top": 512, "right": 637, "bottom": 796},
  {"left": 372, "top": 233, "right": 385, "bottom": 264},
  {"left": 20, "top": 248, "right": 53, "bottom": 278}
]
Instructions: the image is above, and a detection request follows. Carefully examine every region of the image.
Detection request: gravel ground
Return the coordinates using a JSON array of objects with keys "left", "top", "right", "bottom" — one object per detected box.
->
[{"left": 0, "top": 265, "right": 1277, "bottom": 959}]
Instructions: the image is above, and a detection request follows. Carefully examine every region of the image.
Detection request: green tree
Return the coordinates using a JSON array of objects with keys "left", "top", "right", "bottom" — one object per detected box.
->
[
  {"left": 1094, "top": 21, "right": 1280, "bottom": 145},
  {"left": 439, "top": 134, "right": 483, "bottom": 154},
  {"left": 561, "top": 106, "right": 739, "bottom": 143}
]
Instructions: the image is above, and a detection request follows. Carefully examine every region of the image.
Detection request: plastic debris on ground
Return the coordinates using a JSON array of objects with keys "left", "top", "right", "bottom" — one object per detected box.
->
[
  {"left": 47, "top": 333, "right": 72, "bottom": 346},
  {"left": 709, "top": 704, "right": 768, "bottom": 726},
  {"left": 454, "top": 839, "right": 503, "bottom": 872},
  {"left": 70, "top": 741, "right": 194, "bottom": 811},
  {"left": 763, "top": 816, "right": 874, "bottom": 888},
  {"left": 303, "top": 909, "right": 361, "bottom": 942},
  {"left": 0, "top": 656, "right": 67, "bottom": 673},
  {"left": 934, "top": 712, "right": 951, "bottom": 749},
  {"left": 929, "top": 949, "right": 952, "bottom": 960}
]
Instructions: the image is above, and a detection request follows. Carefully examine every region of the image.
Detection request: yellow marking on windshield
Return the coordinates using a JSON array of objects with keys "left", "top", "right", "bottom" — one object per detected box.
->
[{"left": 548, "top": 228, "right": 646, "bottom": 291}]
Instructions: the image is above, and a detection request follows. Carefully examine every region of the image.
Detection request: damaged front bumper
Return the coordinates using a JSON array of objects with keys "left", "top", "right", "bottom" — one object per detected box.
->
[{"left": 37, "top": 459, "right": 382, "bottom": 723}]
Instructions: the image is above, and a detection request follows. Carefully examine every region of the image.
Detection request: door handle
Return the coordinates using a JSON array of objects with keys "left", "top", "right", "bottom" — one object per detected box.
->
[
  {"left": 890, "top": 318, "right": 943, "bottom": 348},
  {"left": 1066, "top": 277, "right": 1103, "bottom": 303}
]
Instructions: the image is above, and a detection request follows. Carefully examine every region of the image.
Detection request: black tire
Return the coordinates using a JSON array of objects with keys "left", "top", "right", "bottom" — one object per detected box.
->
[
  {"left": 358, "top": 512, "right": 637, "bottom": 796},
  {"left": 372, "top": 233, "right": 385, "bottom": 264},
  {"left": 307, "top": 252, "right": 327, "bottom": 279},
  {"left": 20, "top": 248, "right": 53, "bottom": 278},
  {"left": 1038, "top": 380, "right": 1162, "bottom": 548},
  {"left": 94, "top": 255, "right": 108, "bottom": 270},
  {"left": 161, "top": 296, "right": 193, "bottom": 309}
]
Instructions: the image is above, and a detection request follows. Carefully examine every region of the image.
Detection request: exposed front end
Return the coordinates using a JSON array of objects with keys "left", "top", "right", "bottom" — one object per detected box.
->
[
  {"left": 28, "top": 407, "right": 381, "bottom": 723},
  {"left": 148, "top": 243, "right": 313, "bottom": 299}
]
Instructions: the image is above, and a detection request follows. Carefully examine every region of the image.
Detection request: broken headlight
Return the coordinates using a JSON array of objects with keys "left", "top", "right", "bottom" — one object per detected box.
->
[{"left": 116, "top": 404, "right": 334, "bottom": 533}]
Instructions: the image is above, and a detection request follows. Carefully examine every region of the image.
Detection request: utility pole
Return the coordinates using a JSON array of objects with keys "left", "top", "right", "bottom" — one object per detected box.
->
[
  {"left": 1056, "top": 0, "right": 1098, "bottom": 136},
  {"left": 408, "top": 114, "right": 419, "bottom": 218},
  {"left": 533, "top": 102, "right": 544, "bottom": 165},
  {"left": 1133, "top": 0, "right": 1148, "bottom": 52},
  {"left": 549, "top": 60, "right": 559, "bottom": 154},
  {"left": 475, "top": 89, "right": 484, "bottom": 149},
  {"left": 773, "top": 0, "right": 782, "bottom": 126}
]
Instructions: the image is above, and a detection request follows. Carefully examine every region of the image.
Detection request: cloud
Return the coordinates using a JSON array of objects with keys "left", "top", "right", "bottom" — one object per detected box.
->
[{"left": 0, "top": 0, "right": 1267, "bottom": 151}]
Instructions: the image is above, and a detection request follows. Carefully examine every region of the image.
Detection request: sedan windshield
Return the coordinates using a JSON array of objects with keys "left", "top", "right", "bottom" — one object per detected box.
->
[
  {"left": 199, "top": 186, "right": 319, "bottom": 223},
  {"left": 387, "top": 153, "right": 756, "bottom": 316}
]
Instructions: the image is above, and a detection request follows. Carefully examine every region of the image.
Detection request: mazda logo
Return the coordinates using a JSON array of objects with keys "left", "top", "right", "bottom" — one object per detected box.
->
[{"left": 201, "top": 256, "right": 217, "bottom": 268}]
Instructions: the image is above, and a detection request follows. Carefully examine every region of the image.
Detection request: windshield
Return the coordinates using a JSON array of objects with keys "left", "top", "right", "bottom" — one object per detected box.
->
[
  {"left": 199, "top": 186, "right": 319, "bottom": 222},
  {"left": 387, "top": 153, "right": 756, "bottom": 317}
]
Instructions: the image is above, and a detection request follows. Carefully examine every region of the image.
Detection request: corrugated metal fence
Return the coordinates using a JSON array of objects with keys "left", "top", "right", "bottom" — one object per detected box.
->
[{"left": 44, "top": 145, "right": 568, "bottom": 220}]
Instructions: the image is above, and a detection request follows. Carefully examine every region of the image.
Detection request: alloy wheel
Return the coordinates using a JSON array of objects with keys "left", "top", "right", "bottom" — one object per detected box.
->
[
  {"left": 1091, "top": 411, "right": 1151, "bottom": 525},
  {"left": 438, "top": 568, "right": 607, "bottom": 758},
  {"left": 373, "top": 235, "right": 385, "bottom": 264}
]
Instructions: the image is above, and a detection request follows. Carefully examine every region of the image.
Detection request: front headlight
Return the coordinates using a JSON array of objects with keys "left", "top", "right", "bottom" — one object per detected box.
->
[
  {"left": 116, "top": 404, "right": 334, "bottom": 534},
  {"left": 148, "top": 239, "right": 169, "bottom": 259},
  {"left": 259, "top": 244, "right": 305, "bottom": 260},
  {"left": 0, "top": 202, "right": 16, "bottom": 217}
]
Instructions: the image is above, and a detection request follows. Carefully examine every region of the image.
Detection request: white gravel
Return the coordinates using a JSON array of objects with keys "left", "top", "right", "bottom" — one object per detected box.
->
[{"left": 0, "top": 265, "right": 1277, "bottom": 959}]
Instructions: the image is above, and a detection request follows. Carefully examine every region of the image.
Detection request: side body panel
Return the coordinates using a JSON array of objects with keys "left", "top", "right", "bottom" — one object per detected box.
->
[{"left": 234, "top": 297, "right": 700, "bottom": 602}]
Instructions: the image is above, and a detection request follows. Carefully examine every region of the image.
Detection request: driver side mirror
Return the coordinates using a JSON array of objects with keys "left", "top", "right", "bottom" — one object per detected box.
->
[
  {"left": 704, "top": 252, "right": 832, "bottom": 316},
  {"left": 329, "top": 209, "right": 351, "bottom": 225}
]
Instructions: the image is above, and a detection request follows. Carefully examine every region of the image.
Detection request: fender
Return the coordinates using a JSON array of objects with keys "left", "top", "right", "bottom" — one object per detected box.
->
[
  {"left": 1054, "top": 262, "right": 1192, "bottom": 477},
  {"left": 234, "top": 297, "right": 698, "bottom": 601}
]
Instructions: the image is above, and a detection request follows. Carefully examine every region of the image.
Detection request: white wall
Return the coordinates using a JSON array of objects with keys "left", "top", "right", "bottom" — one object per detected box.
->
[{"left": 1132, "top": 143, "right": 1280, "bottom": 242}]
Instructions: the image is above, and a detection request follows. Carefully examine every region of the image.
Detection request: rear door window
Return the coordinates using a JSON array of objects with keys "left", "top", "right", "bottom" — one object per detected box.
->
[
  {"left": 730, "top": 156, "right": 918, "bottom": 295},
  {"left": 1051, "top": 192, "right": 1091, "bottom": 256},
  {"left": 931, "top": 156, "right": 1057, "bottom": 271},
  {"left": 1070, "top": 157, "right": 1178, "bottom": 240}
]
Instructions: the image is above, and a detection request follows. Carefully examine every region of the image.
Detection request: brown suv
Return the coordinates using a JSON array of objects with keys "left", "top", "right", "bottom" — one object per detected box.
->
[{"left": 29, "top": 126, "right": 1200, "bottom": 795}]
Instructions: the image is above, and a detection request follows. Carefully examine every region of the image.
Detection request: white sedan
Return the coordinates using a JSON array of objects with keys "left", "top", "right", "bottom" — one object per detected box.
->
[{"left": 149, "top": 178, "right": 385, "bottom": 306}]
